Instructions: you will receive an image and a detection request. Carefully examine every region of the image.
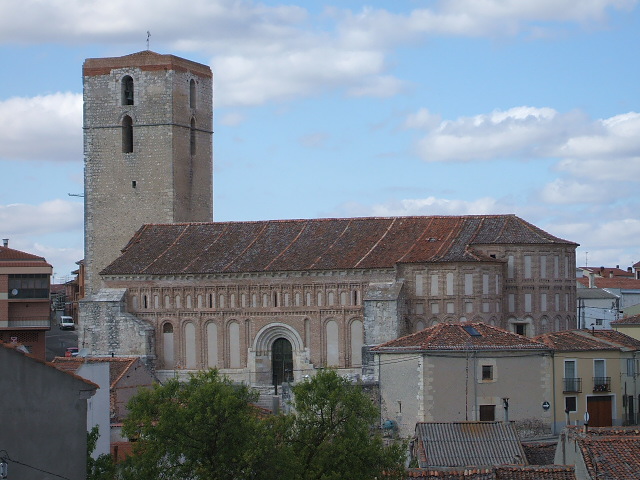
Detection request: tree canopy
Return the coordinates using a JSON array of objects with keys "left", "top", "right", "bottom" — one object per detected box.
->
[{"left": 117, "top": 368, "right": 405, "bottom": 480}]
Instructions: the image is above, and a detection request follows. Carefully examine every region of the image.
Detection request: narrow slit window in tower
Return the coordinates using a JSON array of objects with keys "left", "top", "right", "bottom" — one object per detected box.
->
[
  {"left": 122, "top": 115, "right": 133, "bottom": 153},
  {"left": 189, "top": 79, "right": 196, "bottom": 108}
]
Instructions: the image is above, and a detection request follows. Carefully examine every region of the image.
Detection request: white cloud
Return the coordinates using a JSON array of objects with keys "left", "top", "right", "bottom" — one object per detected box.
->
[
  {"left": 539, "top": 179, "right": 599, "bottom": 204},
  {"left": 0, "top": 93, "right": 82, "bottom": 162},
  {"left": 407, "top": 107, "right": 640, "bottom": 177},
  {"left": 1, "top": 1, "right": 634, "bottom": 109},
  {"left": 0, "top": 200, "right": 83, "bottom": 235},
  {"left": 219, "top": 112, "right": 246, "bottom": 126},
  {"left": 339, "top": 195, "right": 504, "bottom": 217},
  {"left": 213, "top": 48, "right": 390, "bottom": 107}
]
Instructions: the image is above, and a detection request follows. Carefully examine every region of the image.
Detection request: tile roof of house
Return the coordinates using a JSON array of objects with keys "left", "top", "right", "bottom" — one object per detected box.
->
[
  {"left": 577, "top": 276, "right": 640, "bottom": 290},
  {"left": 51, "top": 356, "right": 146, "bottom": 389},
  {"left": 533, "top": 330, "right": 630, "bottom": 351},
  {"left": 521, "top": 442, "right": 557, "bottom": 466},
  {"left": 101, "top": 215, "right": 576, "bottom": 276},
  {"left": 611, "top": 313, "right": 640, "bottom": 325},
  {"left": 1, "top": 342, "right": 98, "bottom": 390},
  {"left": 414, "top": 422, "right": 528, "bottom": 468},
  {"left": 575, "top": 287, "right": 618, "bottom": 300},
  {"left": 565, "top": 426, "right": 640, "bottom": 479},
  {"left": 405, "top": 466, "right": 575, "bottom": 479},
  {"left": 0, "top": 245, "right": 51, "bottom": 267},
  {"left": 373, "top": 323, "right": 549, "bottom": 352},
  {"left": 580, "top": 266, "right": 634, "bottom": 278},
  {"left": 590, "top": 329, "right": 640, "bottom": 350}
]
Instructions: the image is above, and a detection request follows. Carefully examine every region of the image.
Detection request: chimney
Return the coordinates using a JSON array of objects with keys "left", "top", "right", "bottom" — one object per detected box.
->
[
  {"left": 2, "top": 239, "right": 7, "bottom": 248},
  {"left": 589, "top": 272, "right": 595, "bottom": 288}
]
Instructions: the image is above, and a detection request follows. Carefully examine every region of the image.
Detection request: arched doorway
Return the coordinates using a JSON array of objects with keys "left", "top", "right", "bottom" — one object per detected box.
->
[{"left": 272, "top": 337, "right": 293, "bottom": 385}]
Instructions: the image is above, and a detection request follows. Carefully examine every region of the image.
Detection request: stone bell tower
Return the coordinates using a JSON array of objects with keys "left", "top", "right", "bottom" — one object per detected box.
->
[{"left": 82, "top": 51, "right": 213, "bottom": 295}]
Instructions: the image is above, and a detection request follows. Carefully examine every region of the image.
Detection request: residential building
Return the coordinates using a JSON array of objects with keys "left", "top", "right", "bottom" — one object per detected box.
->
[
  {"left": 555, "top": 426, "right": 640, "bottom": 479},
  {"left": 611, "top": 313, "right": 640, "bottom": 341},
  {"left": 577, "top": 270, "right": 640, "bottom": 316},
  {"left": 0, "top": 342, "right": 97, "bottom": 480},
  {"left": 373, "top": 323, "right": 553, "bottom": 438},
  {"left": 0, "top": 239, "right": 52, "bottom": 360},
  {"left": 534, "top": 329, "right": 640, "bottom": 431},
  {"left": 78, "top": 51, "right": 578, "bottom": 392},
  {"left": 52, "top": 355, "right": 157, "bottom": 458},
  {"left": 576, "top": 287, "right": 619, "bottom": 330}
]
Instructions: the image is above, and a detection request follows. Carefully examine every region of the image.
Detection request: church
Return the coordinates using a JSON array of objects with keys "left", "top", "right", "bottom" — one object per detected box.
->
[{"left": 79, "top": 51, "right": 578, "bottom": 386}]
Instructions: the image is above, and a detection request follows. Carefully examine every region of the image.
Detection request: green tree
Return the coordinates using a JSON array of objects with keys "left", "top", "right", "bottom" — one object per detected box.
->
[
  {"left": 119, "top": 369, "right": 266, "bottom": 480},
  {"left": 286, "top": 369, "right": 406, "bottom": 480},
  {"left": 87, "top": 425, "right": 116, "bottom": 480}
]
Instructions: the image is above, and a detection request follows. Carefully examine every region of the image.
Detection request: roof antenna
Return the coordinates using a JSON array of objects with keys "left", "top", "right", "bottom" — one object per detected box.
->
[{"left": 146, "top": 31, "right": 151, "bottom": 51}]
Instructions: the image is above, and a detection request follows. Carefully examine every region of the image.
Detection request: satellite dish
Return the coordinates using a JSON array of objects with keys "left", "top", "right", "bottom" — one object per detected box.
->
[
  {"left": 77, "top": 348, "right": 90, "bottom": 358},
  {"left": 11, "top": 289, "right": 18, "bottom": 296}
]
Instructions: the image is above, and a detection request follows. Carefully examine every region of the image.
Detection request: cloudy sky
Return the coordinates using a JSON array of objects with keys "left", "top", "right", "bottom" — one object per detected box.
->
[{"left": 1, "top": 0, "right": 639, "bottom": 281}]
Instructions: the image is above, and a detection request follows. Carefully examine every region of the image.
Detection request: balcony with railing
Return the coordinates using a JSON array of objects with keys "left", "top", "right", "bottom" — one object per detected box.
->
[
  {"left": 563, "top": 377, "right": 582, "bottom": 393},
  {"left": 0, "top": 316, "right": 50, "bottom": 329},
  {"left": 593, "top": 377, "right": 611, "bottom": 392}
]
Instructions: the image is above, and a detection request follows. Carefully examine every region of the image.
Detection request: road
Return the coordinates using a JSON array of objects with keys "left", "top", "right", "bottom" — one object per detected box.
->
[{"left": 45, "top": 327, "right": 78, "bottom": 361}]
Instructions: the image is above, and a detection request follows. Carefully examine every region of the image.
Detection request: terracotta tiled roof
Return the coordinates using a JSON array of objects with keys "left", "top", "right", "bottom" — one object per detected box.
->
[
  {"left": 611, "top": 313, "right": 640, "bottom": 325},
  {"left": 494, "top": 466, "right": 575, "bottom": 479},
  {"left": 577, "top": 276, "right": 640, "bottom": 289},
  {"left": 406, "top": 467, "right": 494, "bottom": 479},
  {"left": 534, "top": 330, "right": 625, "bottom": 351},
  {"left": 373, "top": 323, "right": 549, "bottom": 352},
  {"left": 101, "top": 215, "right": 576, "bottom": 276},
  {"left": 405, "top": 466, "right": 575, "bottom": 479},
  {"left": 590, "top": 329, "right": 640, "bottom": 350},
  {"left": 580, "top": 266, "right": 634, "bottom": 278},
  {"left": 521, "top": 443, "right": 557, "bottom": 465},
  {"left": 566, "top": 427, "right": 640, "bottom": 479},
  {"left": 51, "top": 356, "right": 143, "bottom": 388},
  {"left": 414, "top": 422, "right": 528, "bottom": 468},
  {"left": 0, "top": 246, "right": 51, "bottom": 266}
]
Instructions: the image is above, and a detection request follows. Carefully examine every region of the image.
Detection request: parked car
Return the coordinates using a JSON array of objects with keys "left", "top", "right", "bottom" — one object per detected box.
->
[{"left": 59, "top": 316, "right": 75, "bottom": 330}]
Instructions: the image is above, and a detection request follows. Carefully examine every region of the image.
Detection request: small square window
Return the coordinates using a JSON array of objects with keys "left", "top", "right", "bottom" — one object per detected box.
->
[
  {"left": 482, "top": 365, "right": 493, "bottom": 380},
  {"left": 479, "top": 405, "right": 495, "bottom": 421},
  {"left": 565, "top": 396, "right": 577, "bottom": 413},
  {"left": 514, "top": 324, "right": 527, "bottom": 336}
]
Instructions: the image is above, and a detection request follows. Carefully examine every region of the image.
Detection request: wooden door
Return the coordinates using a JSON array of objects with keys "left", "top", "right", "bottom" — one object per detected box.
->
[{"left": 587, "top": 396, "right": 613, "bottom": 427}]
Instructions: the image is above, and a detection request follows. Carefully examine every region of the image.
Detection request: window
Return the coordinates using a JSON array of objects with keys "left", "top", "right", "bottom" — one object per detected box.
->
[
  {"left": 8, "top": 274, "right": 49, "bottom": 299},
  {"left": 507, "top": 256, "right": 515, "bottom": 278},
  {"left": 628, "top": 358, "right": 636, "bottom": 377},
  {"left": 482, "top": 365, "right": 493, "bottom": 380},
  {"left": 189, "top": 79, "right": 196, "bottom": 108},
  {"left": 446, "top": 273, "right": 454, "bottom": 295},
  {"left": 595, "top": 318, "right": 603, "bottom": 326},
  {"left": 524, "top": 293, "right": 532, "bottom": 313},
  {"left": 514, "top": 323, "right": 527, "bottom": 336},
  {"left": 479, "top": 405, "right": 495, "bottom": 421},
  {"left": 465, "top": 274, "right": 473, "bottom": 295},
  {"left": 121, "top": 75, "right": 134, "bottom": 105},
  {"left": 190, "top": 118, "right": 196, "bottom": 155},
  {"left": 122, "top": 115, "right": 133, "bottom": 153},
  {"left": 524, "top": 256, "right": 532, "bottom": 278},
  {"left": 416, "top": 274, "right": 424, "bottom": 296},
  {"left": 565, "top": 396, "right": 577, "bottom": 413}
]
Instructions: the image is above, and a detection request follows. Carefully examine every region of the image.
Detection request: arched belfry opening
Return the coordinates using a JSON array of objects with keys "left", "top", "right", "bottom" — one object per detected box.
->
[
  {"left": 121, "top": 75, "right": 134, "bottom": 105},
  {"left": 272, "top": 337, "right": 293, "bottom": 385}
]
